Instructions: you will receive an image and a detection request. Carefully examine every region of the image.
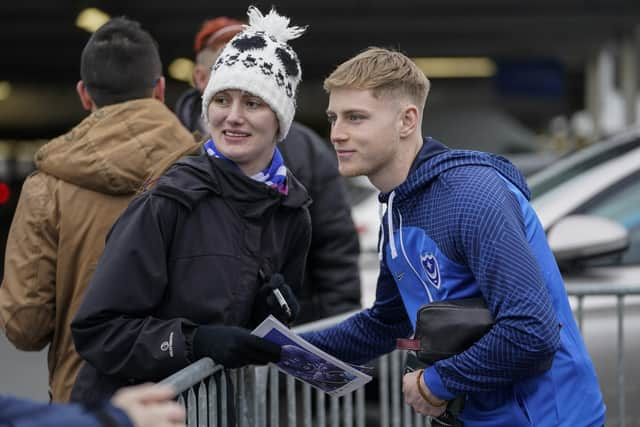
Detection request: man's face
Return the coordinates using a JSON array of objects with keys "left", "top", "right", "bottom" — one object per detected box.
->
[
  {"left": 194, "top": 49, "right": 219, "bottom": 93},
  {"left": 326, "top": 88, "right": 403, "bottom": 181}
]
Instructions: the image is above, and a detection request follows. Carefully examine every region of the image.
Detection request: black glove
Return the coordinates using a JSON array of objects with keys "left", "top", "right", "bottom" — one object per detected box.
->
[
  {"left": 192, "top": 325, "right": 281, "bottom": 368},
  {"left": 251, "top": 273, "right": 300, "bottom": 326}
]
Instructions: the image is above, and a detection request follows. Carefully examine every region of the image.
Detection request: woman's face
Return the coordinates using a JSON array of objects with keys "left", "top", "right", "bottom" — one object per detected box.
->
[{"left": 208, "top": 89, "right": 279, "bottom": 175}]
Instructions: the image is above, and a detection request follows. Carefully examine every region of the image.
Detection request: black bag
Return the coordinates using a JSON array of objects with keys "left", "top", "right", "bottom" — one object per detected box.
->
[
  {"left": 413, "top": 297, "right": 493, "bottom": 364},
  {"left": 398, "top": 297, "right": 494, "bottom": 427}
]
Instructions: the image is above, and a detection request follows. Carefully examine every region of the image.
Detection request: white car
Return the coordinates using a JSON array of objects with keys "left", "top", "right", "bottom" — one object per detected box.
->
[
  {"left": 529, "top": 126, "right": 640, "bottom": 200},
  {"left": 531, "top": 136, "right": 640, "bottom": 286}
]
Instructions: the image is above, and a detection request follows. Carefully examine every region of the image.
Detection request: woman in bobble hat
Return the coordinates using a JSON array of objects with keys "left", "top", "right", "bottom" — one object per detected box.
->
[{"left": 70, "top": 6, "right": 312, "bottom": 402}]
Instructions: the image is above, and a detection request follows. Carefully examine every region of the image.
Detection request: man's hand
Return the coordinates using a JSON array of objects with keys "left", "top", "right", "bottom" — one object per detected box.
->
[
  {"left": 111, "top": 384, "right": 185, "bottom": 427},
  {"left": 402, "top": 370, "right": 447, "bottom": 417}
]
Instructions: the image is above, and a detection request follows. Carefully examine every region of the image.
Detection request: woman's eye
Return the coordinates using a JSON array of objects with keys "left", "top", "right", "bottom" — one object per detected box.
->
[
  {"left": 212, "top": 96, "right": 228, "bottom": 106},
  {"left": 349, "top": 114, "right": 364, "bottom": 122},
  {"left": 246, "top": 99, "right": 261, "bottom": 109}
]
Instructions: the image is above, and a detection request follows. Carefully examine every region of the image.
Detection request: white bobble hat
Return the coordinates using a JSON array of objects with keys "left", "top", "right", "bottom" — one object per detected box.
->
[{"left": 202, "top": 6, "right": 305, "bottom": 141}]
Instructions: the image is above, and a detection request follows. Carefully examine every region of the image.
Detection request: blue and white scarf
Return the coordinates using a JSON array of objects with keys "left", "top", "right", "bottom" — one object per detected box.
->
[{"left": 204, "top": 139, "right": 288, "bottom": 195}]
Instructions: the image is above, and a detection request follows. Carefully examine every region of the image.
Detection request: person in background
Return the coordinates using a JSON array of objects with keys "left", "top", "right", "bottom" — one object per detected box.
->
[
  {"left": 174, "top": 16, "right": 361, "bottom": 324},
  {"left": 301, "top": 47, "right": 605, "bottom": 426},
  {"left": 0, "top": 17, "right": 194, "bottom": 402},
  {"left": 70, "top": 7, "right": 311, "bottom": 403},
  {"left": 1, "top": 384, "right": 185, "bottom": 427}
]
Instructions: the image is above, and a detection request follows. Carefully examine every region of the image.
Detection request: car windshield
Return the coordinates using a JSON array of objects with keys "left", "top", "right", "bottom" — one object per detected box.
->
[{"left": 528, "top": 134, "right": 640, "bottom": 200}]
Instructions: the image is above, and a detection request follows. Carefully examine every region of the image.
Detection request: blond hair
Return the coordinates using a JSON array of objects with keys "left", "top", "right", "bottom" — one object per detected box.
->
[{"left": 324, "top": 47, "right": 430, "bottom": 112}]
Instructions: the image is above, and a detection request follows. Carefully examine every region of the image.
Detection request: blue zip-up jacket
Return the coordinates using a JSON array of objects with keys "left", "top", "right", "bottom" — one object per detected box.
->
[
  {"left": 303, "top": 138, "right": 605, "bottom": 426},
  {"left": 0, "top": 395, "right": 131, "bottom": 427}
]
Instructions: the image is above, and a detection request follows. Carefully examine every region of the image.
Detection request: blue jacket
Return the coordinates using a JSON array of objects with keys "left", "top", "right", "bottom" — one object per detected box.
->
[
  {"left": 0, "top": 395, "right": 131, "bottom": 427},
  {"left": 304, "top": 139, "right": 605, "bottom": 426}
]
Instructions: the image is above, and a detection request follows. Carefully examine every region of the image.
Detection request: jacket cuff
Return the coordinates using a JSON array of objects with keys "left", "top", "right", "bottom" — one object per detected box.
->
[
  {"left": 183, "top": 323, "right": 199, "bottom": 364},
  {"left": 423, "top": 366, "right": 456, "bottom": 401}
]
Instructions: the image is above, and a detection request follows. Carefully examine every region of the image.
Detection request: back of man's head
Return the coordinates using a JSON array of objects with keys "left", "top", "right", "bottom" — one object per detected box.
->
[
  {"left": 324, "top": 47, "right": 430, "bottom": 113},
  {"left": 193, "top": 17, "right": 245, "bottom": 57},
  {"left": 191, "top": 17, "right": 244, "bottom": 93},
  {"left": 80, "top": 17, "right": 162, "bottom": 107}
]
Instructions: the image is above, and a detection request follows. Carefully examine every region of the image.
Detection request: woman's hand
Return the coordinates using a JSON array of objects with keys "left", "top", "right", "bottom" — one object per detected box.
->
[{"left": 192, "top": 325, "right": 281, "bottom": 368}]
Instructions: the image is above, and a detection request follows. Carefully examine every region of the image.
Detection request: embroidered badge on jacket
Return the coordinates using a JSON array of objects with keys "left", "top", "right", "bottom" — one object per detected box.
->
[{"left": 421, "top": 253, "right": 441, "bottom": 289}]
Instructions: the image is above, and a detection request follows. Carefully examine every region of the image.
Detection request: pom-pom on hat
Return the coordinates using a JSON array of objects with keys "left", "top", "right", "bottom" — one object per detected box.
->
[{"left": 202, "top": 6, "right": 305, "bottom": 141}]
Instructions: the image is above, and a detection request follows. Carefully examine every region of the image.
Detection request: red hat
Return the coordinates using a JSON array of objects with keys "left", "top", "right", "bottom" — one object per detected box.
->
[{"left": 194, "top": 17, "right": 245, "bottom": 53}]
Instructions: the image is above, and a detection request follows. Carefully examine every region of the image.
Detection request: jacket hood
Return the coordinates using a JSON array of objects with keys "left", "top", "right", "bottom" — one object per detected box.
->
[
  {"left": 382, "top": 137, "right": 530, "bottom": 203},
  {"left": 35, "top": 98, "right": 195, "bottom": 195},
  {"left": 152, "top": 154, "right": 311, "bottom": 216}
]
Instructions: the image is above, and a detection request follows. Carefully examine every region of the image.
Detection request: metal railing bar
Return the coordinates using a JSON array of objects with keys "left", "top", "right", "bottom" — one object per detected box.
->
[
  {"left": 618, "top": 294, "right": 626, "bottom": 427},
  {"left": 159, "top": 357, "right": 223, "bottom": 394}
]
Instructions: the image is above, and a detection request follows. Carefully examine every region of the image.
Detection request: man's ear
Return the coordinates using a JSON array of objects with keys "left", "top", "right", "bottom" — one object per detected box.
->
[
  {"left": 193, "top": 64, "right": 210, "bottom": 93},
  {"left": 399, "top": 104, "right": 420, "bottom": 138},
  {"left": 76, "top": 80, "right": 94, "bottom": 111},
  {"left": 152, "top": 76, "right": 166, "bottom": 103}
]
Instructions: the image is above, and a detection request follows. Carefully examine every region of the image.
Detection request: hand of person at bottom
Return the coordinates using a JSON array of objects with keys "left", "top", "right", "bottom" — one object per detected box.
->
[
  {"left": 402, "top": 370, "right": 447, "bottom": 417},
  {"left": 111, "top": 384, "right": 185, "bottom": 427}
]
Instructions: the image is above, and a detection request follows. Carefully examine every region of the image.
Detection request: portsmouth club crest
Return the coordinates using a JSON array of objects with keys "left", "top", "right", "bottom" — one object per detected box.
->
[{"left": 421, "top": 253, "right": 441, "bottom": 289}]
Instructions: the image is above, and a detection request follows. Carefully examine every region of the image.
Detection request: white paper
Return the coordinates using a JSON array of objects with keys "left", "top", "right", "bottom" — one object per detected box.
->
[{"left": 252, "top": 315, "right": 372, "bottom": 397}]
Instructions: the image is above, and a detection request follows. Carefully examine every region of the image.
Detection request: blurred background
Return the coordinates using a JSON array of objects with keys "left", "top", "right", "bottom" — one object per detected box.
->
[
  {"left": 2, "top": 1, "right": 640, "bottom": 228},
  {"left": 1, "top": 0, "right": 640, "bottom": 417}
]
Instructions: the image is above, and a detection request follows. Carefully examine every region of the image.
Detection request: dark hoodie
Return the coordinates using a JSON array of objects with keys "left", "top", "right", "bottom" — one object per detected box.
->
[
  {"left": 304, "top": 138, "right": 604, "bottom": 426},
  {"left": 70, "top": 154, "right": 311, "bottom": 401}
]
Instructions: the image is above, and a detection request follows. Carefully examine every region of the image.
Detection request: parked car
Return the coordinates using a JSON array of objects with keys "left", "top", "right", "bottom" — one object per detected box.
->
[
  {"left": 528, "top": 126, "right": 640, "bottom": 199},
  {"left": 532, "top": 138, "right": 640, "bottom": 279}
]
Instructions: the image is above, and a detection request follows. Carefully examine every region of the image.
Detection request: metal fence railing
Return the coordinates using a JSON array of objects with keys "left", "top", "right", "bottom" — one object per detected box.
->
[
  {"left": 566, "top": 283, "right": 640, "bottom": 427},
  {"left": 159, "top": 309, "right": 431, "bottom": 427},
  {"left": 159, "top": 284, "right": 640, "bottom": 427},
  {"left": 160, "top": 350, "right": 433, "bottom": 427}
]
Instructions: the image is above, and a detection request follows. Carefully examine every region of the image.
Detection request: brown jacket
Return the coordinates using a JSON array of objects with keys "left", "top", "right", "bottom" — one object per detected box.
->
[{"left": 0, "top": 98, "right": 194, "bottom": 402}]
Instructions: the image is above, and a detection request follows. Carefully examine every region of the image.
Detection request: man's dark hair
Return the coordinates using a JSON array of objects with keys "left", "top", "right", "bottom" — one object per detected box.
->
[{"left": 80, "top": 17, "right": 162, "bottom": 107}]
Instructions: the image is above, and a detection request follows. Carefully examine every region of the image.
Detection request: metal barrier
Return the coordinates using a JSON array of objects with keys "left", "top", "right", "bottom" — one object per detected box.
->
[
  {"left": 160, "top": 284, "right": 640, "bottom": 427},
  {"left": 160, "top": 351, "right": 431, "bottom": 427},
  {"left": 160, "top": 310, "right": 431, "bottom": 426},
  {"left": 567, "top": 283, "right": 640, "bottom": 427}
]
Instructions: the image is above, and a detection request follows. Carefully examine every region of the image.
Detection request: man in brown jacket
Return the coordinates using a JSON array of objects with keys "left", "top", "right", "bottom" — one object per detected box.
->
[{"left": 0, "top": 17, "right": 194, "bottom": 402}]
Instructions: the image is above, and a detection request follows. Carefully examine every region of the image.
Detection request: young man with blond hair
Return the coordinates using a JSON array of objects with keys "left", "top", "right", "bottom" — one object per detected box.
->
[{"left": 302, "top": 47, "right": 605, "bottom": 426}]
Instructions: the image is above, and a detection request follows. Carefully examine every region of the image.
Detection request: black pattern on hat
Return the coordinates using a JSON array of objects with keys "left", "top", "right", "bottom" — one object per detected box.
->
[
  {"left": 232, "top": 34, "right": 267, "bottom": 52},
  {"left": 242, "top": 54, "right": 258, "bottom": 68},
  {"left": 276, "top": 47, "right": 299, "bottom": 77}
]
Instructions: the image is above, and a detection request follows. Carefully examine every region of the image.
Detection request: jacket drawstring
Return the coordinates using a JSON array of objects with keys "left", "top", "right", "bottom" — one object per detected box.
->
[
  {"left": 378, "top": 202, "right": 385, "bottom": 261},
  {"left": 387, "top": 191, "right": 398, "bottom": 259},
  {"left": 381, "top": 190, "right": 435, "bottom": 302}
]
